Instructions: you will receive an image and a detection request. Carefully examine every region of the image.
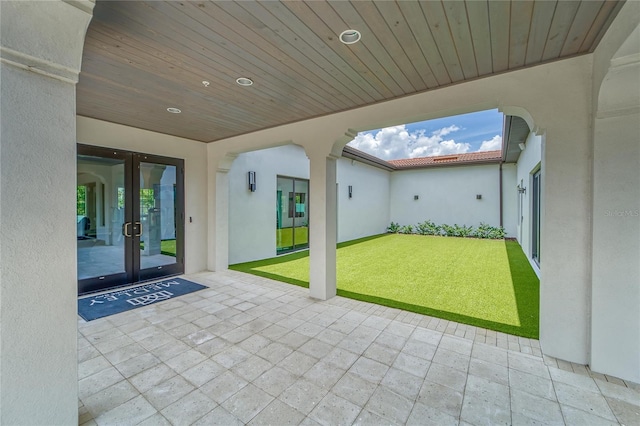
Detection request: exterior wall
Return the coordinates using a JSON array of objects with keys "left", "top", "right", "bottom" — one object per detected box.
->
[
  {"left": 515, "top": 133, "right": 543, "bottom": 274},
  {"left": 228, "top": 145, "right": 309, "bottom": 264},
  {"left": 228, "top": 148, "right": 391, "bottom": 262},
  {"left": 336, "top": 158, "right": 390, "bottom": 242},
  {"left": 390, "top": 164, "right": 502, "bottom": 230},
  {"left": 501, "top": 163, "right": 518, "bottom": 239},
  {"left": 76, "top": 117, "right": 209, "bottom": 275}
]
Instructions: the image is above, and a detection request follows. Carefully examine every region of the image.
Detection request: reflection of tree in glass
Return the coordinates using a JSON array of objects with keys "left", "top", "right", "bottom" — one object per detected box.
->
[
  {"left": 117, "top": 187, "right": 125, "bottom": 209},
  {"left": 140, "top": 189, "right": 155, "bottom": 213},
  {"left": 77, "top": 186, "right": 87, "bottom": 215}
]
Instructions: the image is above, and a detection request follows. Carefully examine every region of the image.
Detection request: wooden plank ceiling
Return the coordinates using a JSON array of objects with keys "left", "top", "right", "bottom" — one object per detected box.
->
[{"left": 77, "top": 0, "right": 623, "bottom": 143}]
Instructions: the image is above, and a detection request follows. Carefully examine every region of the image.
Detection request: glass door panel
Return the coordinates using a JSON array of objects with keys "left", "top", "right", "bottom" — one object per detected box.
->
[
  {"left": 293, "top": 179, "right": 309, "bottom": 251},
  {"left": 276, "top": 176, "right": 309, "bottom": 255},
  {"left": 138, "top": 158, "right": 184, "bottom": 282},
  {"left": 77, "top": 150, "right": 132, "bottom": 294},
  {"left": 276, "top": 177, "right": 294, "bottom": 254}
]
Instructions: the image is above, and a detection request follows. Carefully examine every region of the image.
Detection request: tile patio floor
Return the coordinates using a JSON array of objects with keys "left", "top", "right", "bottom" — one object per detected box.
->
[{"left": 78, "top": 270, "right": 639, "bottom": 425}]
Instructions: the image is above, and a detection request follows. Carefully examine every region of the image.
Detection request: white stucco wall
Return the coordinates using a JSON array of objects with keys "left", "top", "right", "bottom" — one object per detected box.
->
[
  {"left": 590, "top": 22, "right": 640, "bottom": 382},
  {"left": 228, "top": 145, "right": 310, "bottom": 264},
  {"left": 515, "top": 132, "right": 543, "bottom": 274},
  {"left": 76, "top": 117, "right": 209, "bottom": 275},
  {"left": 389, "top": 164, "right": 503, "bottom": 231},
  {"left": 228, "top": 148, "right": 391, "bottom": 262},
  {"left": 336, "top": 158, "right": 390, "bottom": 242}
]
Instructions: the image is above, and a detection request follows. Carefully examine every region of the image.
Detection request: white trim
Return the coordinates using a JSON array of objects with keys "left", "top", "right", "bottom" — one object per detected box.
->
[
  {"left": 596, "top": 105, "right": 640, "bottom": 119},
  {"left": 62, "top": 0, "right": 96, "bottom": 15},
  {"left": 610, "top": 52, "right": 640, "bottom": 69},
  {"left": 0, "top": 47, "right": 79, "bottom": 84}
]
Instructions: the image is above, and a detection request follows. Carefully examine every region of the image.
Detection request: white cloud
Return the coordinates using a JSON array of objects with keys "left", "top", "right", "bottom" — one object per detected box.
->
[
  {"left": 477, "top": 135, "right": 502, "bottom": 152},
  {"left": 348, "top": 124, "right": 471, "bottom": 160},
  {"left": 432, "top": 125, "right": 460, "bottom": 137}
]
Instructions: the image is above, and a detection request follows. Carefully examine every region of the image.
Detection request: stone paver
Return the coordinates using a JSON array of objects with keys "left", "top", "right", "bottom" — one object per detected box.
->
[{"left": 78, "top": 270, "right": 639, "bottom": 425}]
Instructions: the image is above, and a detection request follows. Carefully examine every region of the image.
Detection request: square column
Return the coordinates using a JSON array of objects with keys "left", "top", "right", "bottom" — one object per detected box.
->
[
  {"left": 213, "top": 170, "right": 230, "bottom": 271},
  {"left": 207, "top": 151, "right": 236, "bottom": 272},
  {"left": 308, "top": 154, "right": 338, "bottom": 300},
  {"left": 0, "top": 1, "right": 93, "bottom": 424}
]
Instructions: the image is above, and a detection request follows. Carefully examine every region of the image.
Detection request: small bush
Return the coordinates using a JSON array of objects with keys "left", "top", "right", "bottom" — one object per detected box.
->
[
  {"left": 441, "top": 224, "right": 456, "bottom": 237},
  {"left": 454, "top": 224, "right": 474, "bottom": 238},
  {"left": 399, "top": 224, "right": 414, "bottom": 234},
  {"left": 386, "top": 222, "right": 400, "bottom": 233},
  {"left": 474, "top": 222, "right": 506, "bottom": 239},
  {"left": 489, "top": 225, "right": 506, "bottom": 239},
  {"left": 416, "top": 220, "right": 441, "bottom": 235}
]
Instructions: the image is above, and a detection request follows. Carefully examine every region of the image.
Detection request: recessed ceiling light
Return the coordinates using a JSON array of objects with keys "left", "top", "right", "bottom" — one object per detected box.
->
[
  {"left": 236, "top": 77, "right": 254, "bottom": 86},
  {"left": 339, "top": 29, "right": 361, "bottom": 44},
  {"left": 166, "top": 107, "right": 181, "bottom": 114}
]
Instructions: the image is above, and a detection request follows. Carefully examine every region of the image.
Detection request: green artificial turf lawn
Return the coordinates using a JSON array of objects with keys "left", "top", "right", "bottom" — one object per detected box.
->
[{"left": 230, "top": 234, "right": 540, "bottom": 338}]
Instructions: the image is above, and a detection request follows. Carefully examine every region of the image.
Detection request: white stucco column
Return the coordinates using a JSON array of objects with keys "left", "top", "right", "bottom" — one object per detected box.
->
[
  {"left": 590, "top": 21, "right": 640, "bottom": 383},
  {"left": 539, "top": 121, "right": 592, "bottom": 364},
  {"left": 307, "top": 152, "right": 338, "bottom": 300},
  {"left": 0, "top": 1, "right": 93, "bottom": 424},
  {"left": 207, "top": 151, "right": 237, "bottom": 271}
]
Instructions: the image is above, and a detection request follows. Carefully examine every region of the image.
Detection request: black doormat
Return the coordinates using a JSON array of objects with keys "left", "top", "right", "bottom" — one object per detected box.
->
[{"left": 78, "top": 278, "right": 207, "bottom": 321}]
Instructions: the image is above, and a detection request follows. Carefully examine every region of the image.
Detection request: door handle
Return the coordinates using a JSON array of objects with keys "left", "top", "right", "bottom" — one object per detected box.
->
[
  {"left": 122, "top": 222, "right": 132, "bottom": 237},
  {"left": 135, "top": 222, "right": 143, "bottom": 237}
]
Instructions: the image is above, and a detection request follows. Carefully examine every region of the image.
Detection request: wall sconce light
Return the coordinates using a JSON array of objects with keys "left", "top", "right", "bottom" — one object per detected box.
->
[
  {"left": 517, "top": 184, "right": 526, "bottom": 194},
  {"left": 519, "top": 142, "right": 526, "bottom": 151},
  {"left": 348, "top": 185, "right": 353, "bottom": 199},
  {"left": 476, "top": 194, "right": 482, "bottom": 200},
  {"left": 414, "top": 195, "right": 419, "bottom": 200},
  {"left": 248, "top": 171, "right": 256, "bottom": 192}
]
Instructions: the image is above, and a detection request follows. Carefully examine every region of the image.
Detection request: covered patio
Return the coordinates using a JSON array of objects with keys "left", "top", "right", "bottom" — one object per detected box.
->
[
  {"left": 78, "top": 271, "right": 639, "bottom": 425},
  {"left": 1, "top": 1, "right": 639, "bottom": 424}
]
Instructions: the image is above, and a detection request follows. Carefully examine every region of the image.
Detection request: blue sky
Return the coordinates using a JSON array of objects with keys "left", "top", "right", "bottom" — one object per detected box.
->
[{"left": 348, "top": 109, "right": 503, "bottom": 161}]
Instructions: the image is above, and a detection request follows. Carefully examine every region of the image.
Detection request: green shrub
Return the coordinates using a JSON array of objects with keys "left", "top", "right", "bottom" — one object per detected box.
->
[
  {"left": 441, "top": 224, "right": 456, "bottom": 237},
  {"left": 399, "top": 224, "right": 414, "bottom": 234},
  {"left": 453, "top": 224, "right": 474, "bottom": 237},
  {"left": 474, "top": 222, "right": 506, "bottom": 239},
  {"left": 489, "top": 225, "right": 506, "bottom": 239},
  {"left": 416, "top": 220, "right": 441, "bottom": 235},
  {"left": 386, "top": 222, "right": 400, "bottom": 233}
]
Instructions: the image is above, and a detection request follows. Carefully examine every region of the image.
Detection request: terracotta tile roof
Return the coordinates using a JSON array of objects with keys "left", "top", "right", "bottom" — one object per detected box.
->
[
  {"left": 342, "top": 146, "right": 503, "bottom": 170},
  {"left": 387, "top": 150, "right": 502, "bottom": 168}
]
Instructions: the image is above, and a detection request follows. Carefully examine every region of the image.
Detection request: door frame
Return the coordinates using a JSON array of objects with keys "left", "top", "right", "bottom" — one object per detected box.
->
[
  {"left": 531, "top": 168, "right": 541, "bottom": 266},
  {"left": 77, "top": 144, "right": 185, "bottom": 295},
  {"left": 276, "top": 175, "right": 310, "bottom": 255}
]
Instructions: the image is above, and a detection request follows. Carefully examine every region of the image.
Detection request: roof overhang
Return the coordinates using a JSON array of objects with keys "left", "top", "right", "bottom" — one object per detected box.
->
[
  {"left": 502, "top": 115, "right": 532, "bottom": 163},
  {"left": 341, "top": 145, "right": 396, "bottom": 171}
]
